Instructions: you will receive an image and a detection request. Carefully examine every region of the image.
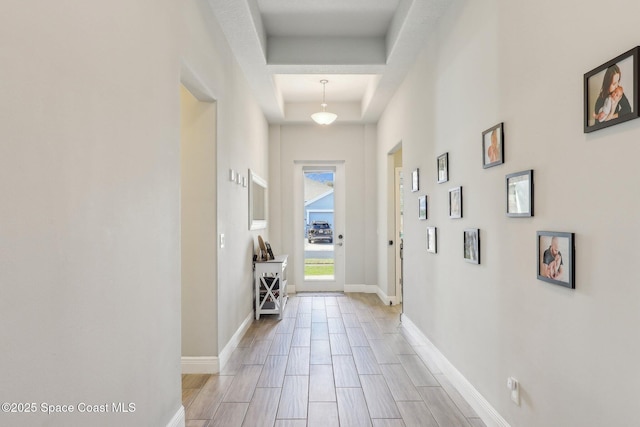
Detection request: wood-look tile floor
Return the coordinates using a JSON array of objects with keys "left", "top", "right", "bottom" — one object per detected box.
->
[{"left": 182, "top": 293, "right": 486, "bottom": 427}]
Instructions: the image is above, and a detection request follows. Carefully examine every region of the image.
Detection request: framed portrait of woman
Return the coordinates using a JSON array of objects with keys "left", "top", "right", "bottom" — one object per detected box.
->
[{"left": 584, "top": 46, "right": 639, "bottom": 133}]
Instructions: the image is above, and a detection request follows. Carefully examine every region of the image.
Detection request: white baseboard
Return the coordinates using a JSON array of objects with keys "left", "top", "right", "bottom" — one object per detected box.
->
[
  {"left": 219, "top": 311, "right": 254, "bottom": 372},
  {"left": 181, "top": 356, "right": 219, "bottom": 374},
  {"left": 166, "top": 405, "right": 185, "bottom": 427},
  {"left": 181, "top": 312, "right": 253, "bottom": 374},
  {"left": 375, "top": 286, "right": 398, "bottom": 306},
  {"left": 344, "top": 284, "right": 371, "bottom": 293},
  {"left": 344, "top": 284, "right": 398, "bottom": 306},
  {"left": 401, "top": 314, "right": 510, "bottom": 427}
]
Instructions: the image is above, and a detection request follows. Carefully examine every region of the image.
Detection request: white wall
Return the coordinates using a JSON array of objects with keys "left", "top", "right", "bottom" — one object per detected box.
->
[
  {"left": 181, "top": 0, "right": 269, "bottom": 357},
  {"left": 0, "top": 0, "right": 181, "bottom": 425},
  {"left": 270, "top": 124, "right": 378, "bottom": 289},
  {"left": 0, "top": 0, "right": 269, "bottom": 425},
  {"left": 377, "top": 0, "right": 640, "bottom": 425}
]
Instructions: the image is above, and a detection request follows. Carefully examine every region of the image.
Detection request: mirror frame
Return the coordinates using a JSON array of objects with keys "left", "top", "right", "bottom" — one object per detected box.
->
[{"left": 248, "top": 169, "right": 268, "bottom": 230}]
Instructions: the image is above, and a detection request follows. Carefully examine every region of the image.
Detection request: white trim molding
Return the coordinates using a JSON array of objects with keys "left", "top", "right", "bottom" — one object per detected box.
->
[
  {"left": 401, "top": 314, "right": 511, "bottom": 427},
  {"left": 344, "top": 284, "right": 399, "bottom": 306},
  {"left": 181, "top": 356, "right": 219, "bottom": 374},
  {"left": 344, "top": 284, "right": 371, "bottom": 293},
  {"left": 181, "top": 312, "right": 254, "bottom": 374},
  {"left": 166, "top": 405, "right": 185, "bottom": 427},
  {"left": 219, "top": 311, "right": 254, "bottom": 372}
]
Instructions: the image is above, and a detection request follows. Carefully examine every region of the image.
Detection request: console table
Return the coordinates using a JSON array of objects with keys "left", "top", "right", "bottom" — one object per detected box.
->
[{"left": 254, "top": 255, "right": 288, "bottom": 320}]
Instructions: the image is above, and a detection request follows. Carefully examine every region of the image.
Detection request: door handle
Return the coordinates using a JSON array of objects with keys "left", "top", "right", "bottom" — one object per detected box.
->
[{"left": 336, "top": 242, "right": 343, "bottom": 247}]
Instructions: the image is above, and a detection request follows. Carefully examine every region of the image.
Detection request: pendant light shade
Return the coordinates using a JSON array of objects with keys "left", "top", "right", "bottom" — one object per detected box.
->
[{"left": 311, "top": 80, "right": 338, "bottom": 125}]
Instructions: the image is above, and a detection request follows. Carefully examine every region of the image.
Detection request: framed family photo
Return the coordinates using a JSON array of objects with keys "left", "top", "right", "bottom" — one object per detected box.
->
[
  {"left": 437, "top": 153, "right": 449, "bottom": 183},
  {"left": 506, "top": 170, "right": 534, "bottom": 217},
  {"left": 411, "top": 168, "right": 420, "bottom": 192},
  {"left": 537, "top": 231, "right": 575, "bottom": 289},
  {"left": 426, "top": 227, "right": 437, "bottom": 253},
  {"left": 463, "top": 228, "right": 480, "bottom": 264},
  {"left": 482, "top": 123, "right": 504, "bottom": 168},
  {"left": 584, "top": 46, "right": 639, "bottom": 133},
  {"left": 449, "top": 186, "right": 462, "bottom": 219},
  {"left": 418, "top": 195, "right": 427, "bottom": 220}
]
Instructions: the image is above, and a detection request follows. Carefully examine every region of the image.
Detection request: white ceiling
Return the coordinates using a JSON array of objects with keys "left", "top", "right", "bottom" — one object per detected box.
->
[
  {"left": 207, "top": 0, "right": 450, "bottom": 123},
  {"left": 275, "top": 74, "right": 377, "bottom": 103}
]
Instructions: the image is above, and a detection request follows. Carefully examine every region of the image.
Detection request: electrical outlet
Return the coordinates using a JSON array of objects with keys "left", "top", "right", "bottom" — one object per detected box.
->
[{"left": 506, "top": 377, "right": 520, "bottom": 405}]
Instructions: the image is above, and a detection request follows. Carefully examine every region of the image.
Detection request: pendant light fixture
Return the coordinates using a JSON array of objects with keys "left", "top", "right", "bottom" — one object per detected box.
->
[{"left": 310, "top": 79, "right": 338, "bottom": 125}]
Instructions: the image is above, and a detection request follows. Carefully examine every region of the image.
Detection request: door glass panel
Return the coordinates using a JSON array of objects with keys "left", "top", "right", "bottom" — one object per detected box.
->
[{"left": 304, "top": 171, "right": 335, "bottom": 281}]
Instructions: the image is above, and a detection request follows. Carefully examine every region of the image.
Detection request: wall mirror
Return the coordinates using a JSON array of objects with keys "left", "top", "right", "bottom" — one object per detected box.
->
[{"left": 249, "top": 169, "right": 267, "bottom": 230}]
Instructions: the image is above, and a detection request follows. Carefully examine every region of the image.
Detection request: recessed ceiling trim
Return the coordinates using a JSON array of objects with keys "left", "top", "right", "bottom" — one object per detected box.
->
[
  {"left": 267, "top": 37, "right": 387, "bottom": 66},
  {"left": 207, "top": 0, "right": 451, "bottom": 123}
]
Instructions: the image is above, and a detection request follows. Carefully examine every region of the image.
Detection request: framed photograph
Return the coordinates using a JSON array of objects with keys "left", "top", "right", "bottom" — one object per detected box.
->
[
  {"left": 426, "top": 227, "right": 437, "bottom": 253},
  {"left": 482, "top": 123, "right": 504, "bottom": 168},
  {"left": 437, "top": 153, "right": 449, "bottom": 183},
  {"left": 411, "top": 168, "right": 419, "bottom": 192},
  {"left": 506, "top": 170, "right": 534, "bottom": 217},
  {"left": 265, "top": 242, "right": 275, "bottom": 260},
  {"left": 537, "top": 231, "right": 575, "bottom": 289},
  {"left": 463, "top": 228, "right": 480, "bottom": 264},
  {"left": 584, "top": 46, "right": 639, "bottom": 133},
  {"left": 448, "top": 186, "right": 462, "bottom": 219},
  {"left": 418, "top": 195, "right": 427, "bottom": 220}
]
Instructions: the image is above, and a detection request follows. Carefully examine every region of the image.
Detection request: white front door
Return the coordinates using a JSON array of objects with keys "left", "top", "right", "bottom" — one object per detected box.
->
[{"left": 294, "top": 162, "right": 345, "bottom": 292}]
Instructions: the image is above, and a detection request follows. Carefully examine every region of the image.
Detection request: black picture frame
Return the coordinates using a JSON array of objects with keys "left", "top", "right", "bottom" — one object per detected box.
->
[
  {"left": 537, "top": 231, "right": 575, "bottom": 289},
  {"left": 411, "top": 168, "right": 419, "bottom": 192},
  {"left": 449, "top": 186, "right": 462, "bottom": 219},
  {"left": 426, "top": 227, "right": 437, "bottom": 253},
  {"left": 418, "top": 195, "right": 427, "bottom": 220},
  {"left": 265, "top": 242, "right": 275, "bottom": 260},
  {"left": 463, "top": 228, "right": 480, "bottom": 264},
  {"left": 506, "top": 170, "right": 534, "bottom": 217},
  {"left": 437, "top": 153, "right": 449, "bottom": 183},
  {"left": 584, "top": 46, "right": 639, "bottom": 133},
  {"left": 482, "top": 122, "right": 504, "bottom": 168}
]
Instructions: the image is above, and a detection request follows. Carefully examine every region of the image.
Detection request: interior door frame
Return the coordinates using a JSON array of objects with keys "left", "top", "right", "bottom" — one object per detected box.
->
[{"left": 293, "top": 161, "right": 345, "bottom": 292}]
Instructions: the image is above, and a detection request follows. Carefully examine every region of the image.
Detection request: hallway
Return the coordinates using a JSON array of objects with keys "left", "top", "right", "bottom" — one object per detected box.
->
[{"left": 182, "top": 293, "right": 485, "bottom": 427}]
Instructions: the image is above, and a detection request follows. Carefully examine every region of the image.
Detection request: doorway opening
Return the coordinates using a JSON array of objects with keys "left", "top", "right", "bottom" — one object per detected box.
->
[
  {"left": 388, "top": 144, "right": 403, "bottom": 306},
  {"left": 179, "top": 75, "right": 218, "bottom": 376}
]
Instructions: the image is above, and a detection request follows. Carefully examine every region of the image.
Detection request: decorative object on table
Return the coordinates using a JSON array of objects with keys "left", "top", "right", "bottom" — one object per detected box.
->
[
  {"left": 426, "top": 227, "right": 437, "bottom": 253},
  {"left": 584, "top": 46, "right": 639, "bottom": 133},
  {"left": 311, "top": 79, "right": 338, "bottom": 125},
  {"left": 437, "top": 152, "right": 449, "bottom": 183},
  {"left": 463, "top": 228, "right": 480, "bottom": 264},
  {"left": 537, "top": 231, "right": 575, "bottom": 289},
  {"left": 418, "top": 195, "right": 427, "bottom": 220},
  {"left": 449, "top": 186, "right": 462, "bottom": 219},
  {"left": 411, "top": 168, "right": 419, "bottom": 192},
  {"left": 482, "top": 122, "right": 504, "bottom": 168},
  {"left": 506, "top": 169, "right": 534, "bottom": 217}
]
